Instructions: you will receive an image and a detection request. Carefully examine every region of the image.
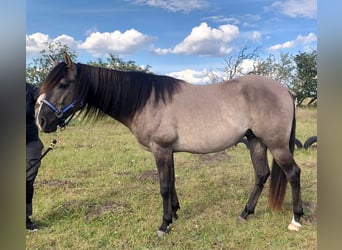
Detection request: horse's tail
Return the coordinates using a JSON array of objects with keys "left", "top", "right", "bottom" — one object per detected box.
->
[{"left": 268, "top": 95, "right": 296, "bottom": 211}]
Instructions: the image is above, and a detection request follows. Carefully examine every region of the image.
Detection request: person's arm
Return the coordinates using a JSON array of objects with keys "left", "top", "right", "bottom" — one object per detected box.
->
[{"left": 27, "top": 83, "right": 40, "bottom": 103}]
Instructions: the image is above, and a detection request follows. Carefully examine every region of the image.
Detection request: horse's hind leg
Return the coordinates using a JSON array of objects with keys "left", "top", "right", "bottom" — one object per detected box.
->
[
  {"left": 270, "top": 148, "right": 304, "bottom": 231},
  {"left": 239, "top": 135, "right": 270, "bottom": 221}
]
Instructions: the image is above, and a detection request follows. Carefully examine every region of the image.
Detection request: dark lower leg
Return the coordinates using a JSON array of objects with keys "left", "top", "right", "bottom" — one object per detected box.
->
[
  {"left": 170, "top": 163, "right": 180, "bottom": 219},
  {"left": 240, "top": 172, "right": 269, "bottom": 219},
  {"left": 171, "top": 188, "right": 180, "bottom": 220},
  {"left": 159, "top": 186, "right": 173, "bottom": 232},
  {"left": 154, "top": 146, "right": 174, "bottom": 233},
  {"left": 288, "top": 165, "right": 304, "bottom": 222},
  {"left": 240, "top": 137, "right": 269, "bottom": 220},
  {"left": 287, "top": 164, "right": 304, "bottom": 230},
  {"left": 273, "top": 150, "right": 304, "bottom": 228}
]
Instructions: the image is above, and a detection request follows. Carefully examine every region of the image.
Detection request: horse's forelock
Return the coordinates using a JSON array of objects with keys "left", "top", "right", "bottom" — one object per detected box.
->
[{"left": 40, "top": 62, "right": 68, "bottom": 94}]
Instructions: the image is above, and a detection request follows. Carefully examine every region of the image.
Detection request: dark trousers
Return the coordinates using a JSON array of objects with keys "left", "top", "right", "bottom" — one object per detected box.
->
[{"left": 26, "top": 140, "right": 43, "bottom": 217}]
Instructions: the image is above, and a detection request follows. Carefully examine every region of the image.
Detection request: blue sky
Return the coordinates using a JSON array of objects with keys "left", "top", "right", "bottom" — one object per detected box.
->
[{"left": 26, "top": 0, "right": 317, "bottom": 84}]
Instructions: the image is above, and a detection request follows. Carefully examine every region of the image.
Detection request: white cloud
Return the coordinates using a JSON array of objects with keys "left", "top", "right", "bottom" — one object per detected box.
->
[
  {"left": 54, "top": 34, "right": 79, "bottom": 50},
  {"left": 296, "top": 33, "right": 317, "bottom": 44},
  {"left": 268, "top": 32, "right": 317, "bottom": 52},
  {"left": 78, "top": 29, "right": 155, "bottom": 56},
  {"left": 152, "top": 48, "right": 173, "bottom": 55},
  {"left": 270, "top": 0, "right": 317, "bottom": 19},
  {"left": 240, "top": 59, "right": 257, "bottom": 75},
  {"left": 27, "top": 29, "right": 155, "bottom": 59},
  {"left": 131, "top": 0, "right": 208, "bottom": 12},
  {"left": 174, "top": 23, "right": 239, "bottom": 56},
  {"left": 153, "top": 22, "right": 239, "bottom": 57},
  {"left": 26, "top": 33, "right": 50, "bottom": 57},
  {"left": 26, "top": 33, "right": 79, "bottom": 58},
  {"left": 167, "top": 69, "right": 211, "bottom": 84},
  {"left": 202, "top": 16, "right": 240, "bottom": 25},
  {"left": 167, "top": 61, "right": 256, "bottom": 84}
]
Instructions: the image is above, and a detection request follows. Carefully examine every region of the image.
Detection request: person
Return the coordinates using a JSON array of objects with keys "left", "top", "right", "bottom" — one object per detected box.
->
[{"left": 26, "top": 83, "right": 44, "bottom": 231}]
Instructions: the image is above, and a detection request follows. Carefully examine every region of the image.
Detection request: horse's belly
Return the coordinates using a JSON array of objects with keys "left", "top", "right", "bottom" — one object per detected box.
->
[{"left": 174, "top": 125, "right": 246, "bottom": 153}]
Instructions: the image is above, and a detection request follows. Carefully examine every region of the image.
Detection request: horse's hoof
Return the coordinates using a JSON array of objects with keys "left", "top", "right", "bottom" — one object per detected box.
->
[
  {"left": 287, "top": 217, "right": 302, "bottom": 231},
  {"left": 157, "top": 230, "right": 167, "bottom": 238},
  {"left": 288, "top": 222, "right": 301, "bottom": 231},
  {"left": 237, "top": 216, "right": 247, "bottom": 223}
]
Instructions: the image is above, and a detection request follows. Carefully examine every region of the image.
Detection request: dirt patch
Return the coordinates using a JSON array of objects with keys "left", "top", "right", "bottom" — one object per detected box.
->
[
  {"left": 75, "top": 170, "right": 90, "bottom": 177},
  {"left": 36, "top": 179, "right": 76, "bottom": 188},
  {"left": 115, "top": 171, "right": 133, "bottom": 176},
  {"left": 139, "top": 170, "right": 159, "bottom": 182},
  {"left": 197, "top": 151, "right": 231, "bottom": 165},
  {"left": 86, "top": 201, "right": 131, "bottom": 220}
]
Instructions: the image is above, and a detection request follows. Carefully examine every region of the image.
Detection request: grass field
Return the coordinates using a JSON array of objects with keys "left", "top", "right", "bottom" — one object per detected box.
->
[{"left": 27, "top": 107, "right": 317, "bottom": 249}]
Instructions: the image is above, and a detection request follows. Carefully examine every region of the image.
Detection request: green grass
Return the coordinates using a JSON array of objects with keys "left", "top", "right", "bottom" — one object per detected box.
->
[{"left": 27, "top": 107, "right": 317, "bottom": 249}]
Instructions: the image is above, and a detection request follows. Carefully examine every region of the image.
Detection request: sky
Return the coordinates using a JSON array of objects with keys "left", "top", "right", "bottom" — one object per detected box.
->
[{"left": 26, "top": 0, "right": 317, "bottom": 84}]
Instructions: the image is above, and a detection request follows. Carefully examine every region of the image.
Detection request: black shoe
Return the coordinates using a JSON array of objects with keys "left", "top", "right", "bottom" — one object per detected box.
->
[{"left": 26, "top": 216, "right": 38, "bottom": 231}]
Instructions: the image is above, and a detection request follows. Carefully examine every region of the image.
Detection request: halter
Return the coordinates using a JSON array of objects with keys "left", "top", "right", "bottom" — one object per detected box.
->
[{"left": 40, "top": 98, "right": 80, "bottom": 128}]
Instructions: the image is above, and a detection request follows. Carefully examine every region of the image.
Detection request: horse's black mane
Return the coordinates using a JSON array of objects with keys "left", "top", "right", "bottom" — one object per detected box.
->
[{"left": 42, "top": 62, "right": 183, "bottom": 120}]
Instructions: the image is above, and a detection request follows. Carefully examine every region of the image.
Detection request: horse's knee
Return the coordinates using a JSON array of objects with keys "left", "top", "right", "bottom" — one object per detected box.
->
[
  {"left": 160, "top": 186, "right": 170, "bottom": 197},
  {"left": 272, "top": 149, "right": 301, "bottom": 182},
  {"left": 255, "top": 170, "right": 270, "bottom": 186},
  {"left": 287, "top": 165, "right": 301, "bottom": 185}
]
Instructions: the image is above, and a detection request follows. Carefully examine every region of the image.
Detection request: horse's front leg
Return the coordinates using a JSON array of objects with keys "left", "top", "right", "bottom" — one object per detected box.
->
[
  {"left": 152, "top": 144, "right": 174, "bottom": 236},
  {"left": 171, "top": 156, "right": 180, "bottom": 220}
]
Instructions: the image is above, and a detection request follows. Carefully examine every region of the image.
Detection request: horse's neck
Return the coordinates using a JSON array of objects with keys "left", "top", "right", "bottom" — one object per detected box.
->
[{"left": 86, "top": 76, "right": 133, "bottom": 126}]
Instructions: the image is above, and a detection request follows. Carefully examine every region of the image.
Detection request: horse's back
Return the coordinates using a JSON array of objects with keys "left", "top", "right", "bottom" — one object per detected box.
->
[{"left": 228, "top": 74, "right": 291, "bottom": 100}]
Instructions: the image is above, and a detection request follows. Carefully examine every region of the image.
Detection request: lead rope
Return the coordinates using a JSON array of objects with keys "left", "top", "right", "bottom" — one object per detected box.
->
[
  {"left": 30, "top": 133, "right": 58, "bottom": 168},
  {"left": 32, "top": 108, "right": 75, "bottom": 167}
]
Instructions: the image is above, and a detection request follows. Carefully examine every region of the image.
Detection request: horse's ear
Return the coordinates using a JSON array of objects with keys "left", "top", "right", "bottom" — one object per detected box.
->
[{"left": 63, "top": 52, "right": 74, "bottom": 69}]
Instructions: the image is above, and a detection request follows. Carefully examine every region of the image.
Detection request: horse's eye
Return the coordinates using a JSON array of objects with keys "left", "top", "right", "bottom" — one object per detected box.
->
[{"left": 59, "top": 82, "right": 69, "bottom": 89}]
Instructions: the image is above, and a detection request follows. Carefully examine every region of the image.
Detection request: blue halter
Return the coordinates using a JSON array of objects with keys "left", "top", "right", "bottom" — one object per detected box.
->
[{"left": 41, "top": 98, "right": 80, "bottom": 128}]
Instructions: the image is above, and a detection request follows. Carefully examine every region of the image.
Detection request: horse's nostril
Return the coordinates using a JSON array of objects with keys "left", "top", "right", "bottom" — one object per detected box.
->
[{"left": 39, "top": 117, "right": 45, "bottom": 128}]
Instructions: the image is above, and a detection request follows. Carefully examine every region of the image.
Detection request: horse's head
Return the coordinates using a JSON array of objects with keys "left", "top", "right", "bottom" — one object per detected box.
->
[{"left": 37, "top": 53, "right": 82, "bottom": 132}]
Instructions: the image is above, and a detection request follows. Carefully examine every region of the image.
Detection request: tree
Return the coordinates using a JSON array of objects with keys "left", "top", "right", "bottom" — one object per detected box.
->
[
  {"left": 245, "top": 50, "right": 317, "bottom": 105},
  {"left": 207, "top": 47, "right": 261, "bottom": 83},
  {"left": 223, "top": 47, "right": 261, "bottom": 80},
  {"left": 26, "top": 43, "right": 153, "bottom": 87},
  {"left": 254, "top": 53, "right": 295, "bottom": 88},
  {"left": 292, "top": 50, "right": 317, "bottom": 105},
  {"left": 26, "top": 42, "right": 77, "bottom": 86},
  {"left": 209, "top": 48, "right": 295, "bottom": 87},
  {"left": 253, "top": 53, "right": 295, "bottom": 89},
  {"left": 211, "top": 47, "right": 317, "bottom": 106},
  {"left": 87, "top": 53, "right": 152, "bottom": 73}
]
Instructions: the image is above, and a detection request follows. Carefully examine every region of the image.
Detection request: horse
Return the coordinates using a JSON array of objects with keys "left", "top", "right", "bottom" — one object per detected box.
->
[{"left": 36, "top": 53, "right": 304, "bottom": 236}]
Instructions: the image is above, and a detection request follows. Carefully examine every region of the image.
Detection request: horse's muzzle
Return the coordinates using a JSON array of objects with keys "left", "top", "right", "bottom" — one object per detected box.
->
[{"left": 36, "top": 111, "right": 59, "bottom": 133}]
